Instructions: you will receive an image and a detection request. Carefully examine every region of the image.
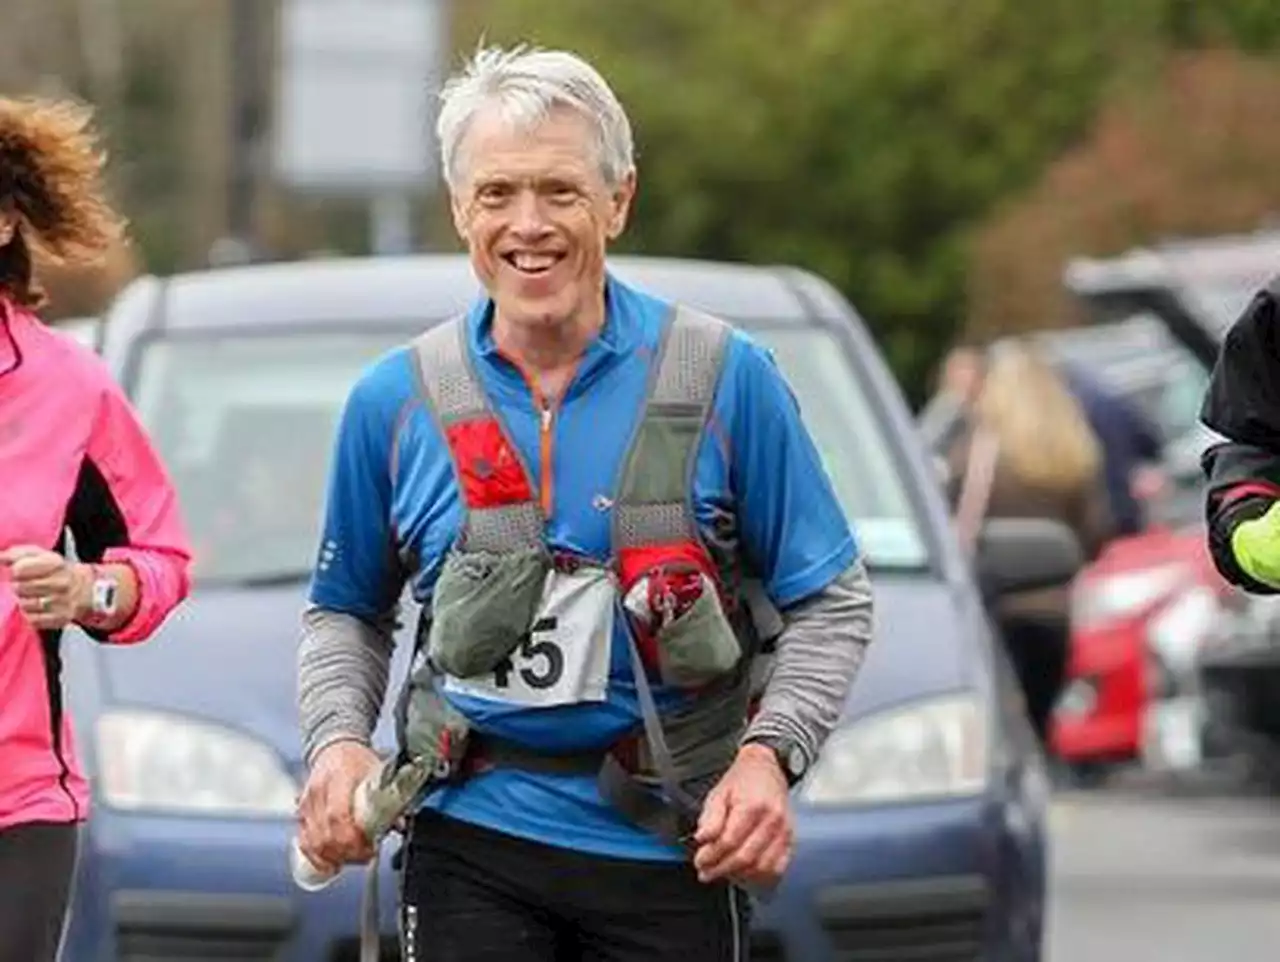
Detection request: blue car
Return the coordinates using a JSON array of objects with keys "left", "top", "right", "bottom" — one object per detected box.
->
[{"left": 61, "top": 254, "right": 1076, "bottom": 961}]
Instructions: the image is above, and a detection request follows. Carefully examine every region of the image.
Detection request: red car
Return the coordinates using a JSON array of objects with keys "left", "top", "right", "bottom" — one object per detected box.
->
[
  {"left": 1051, "top": 522, "right": 1232, "bottom": 782},
  {"left": 1051, "top": 229, "right": 1280, "bottom": 784}
]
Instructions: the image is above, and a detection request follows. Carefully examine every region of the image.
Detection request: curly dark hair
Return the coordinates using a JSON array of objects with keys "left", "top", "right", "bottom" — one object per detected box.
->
[{"left": 0, "top": 96, "right": 128, "bottom": 309}]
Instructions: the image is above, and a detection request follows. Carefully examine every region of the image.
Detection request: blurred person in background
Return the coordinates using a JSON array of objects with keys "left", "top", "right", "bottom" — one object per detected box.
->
[
  {"left": 923, "top": 337, "right": 1166, "bottom": 539},
  {"left": 944, "top": 341, "right": 1113, "bottom": 751},
  {"left": 1055, "top": 360, "right": 1167, "bottom": 538},
  {"left": 0, "top": 96, "right": 193, "bottom": 962},
  {"left": 1200, "top": 278, "right": 1280, "bottom": 593},
  {"left": 917, "top": 339, "right": 987, "bottom": 457}
]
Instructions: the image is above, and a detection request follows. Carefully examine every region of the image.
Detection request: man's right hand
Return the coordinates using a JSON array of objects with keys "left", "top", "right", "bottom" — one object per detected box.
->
[{"left": 297, "top": 740, "right": 382, "bottom": 874}]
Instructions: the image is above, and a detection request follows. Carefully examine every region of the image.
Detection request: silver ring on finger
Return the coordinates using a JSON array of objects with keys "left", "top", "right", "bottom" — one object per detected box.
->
[{"left": 38, "top": 596, "right": 51, "bottom": 612}]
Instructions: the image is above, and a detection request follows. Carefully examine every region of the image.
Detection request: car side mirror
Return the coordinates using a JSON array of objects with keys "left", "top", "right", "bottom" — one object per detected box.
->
[{"left": 974, "top": 517, "right": 1084, "bottom": 597}]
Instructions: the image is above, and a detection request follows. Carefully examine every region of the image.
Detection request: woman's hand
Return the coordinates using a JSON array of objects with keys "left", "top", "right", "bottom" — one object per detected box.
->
[{"left": 0, "top": 546, "right": 92, "bottom": 631}]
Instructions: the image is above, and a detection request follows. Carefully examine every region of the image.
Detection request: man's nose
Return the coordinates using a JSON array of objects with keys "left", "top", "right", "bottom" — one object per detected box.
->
[{"left": 509, "top": 191, "right": 553, "bottom": 238}]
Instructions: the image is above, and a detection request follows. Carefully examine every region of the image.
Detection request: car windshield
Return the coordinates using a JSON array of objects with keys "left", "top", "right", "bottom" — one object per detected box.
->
[
  {"left": 129, "top": 330, "right": 410, "bottom": 586},
  {"left": 746, "top": 326, "right": 929, "bottom": 570},
  {"left": 128, "top": 322, "right": 930, "bottom": 585}
]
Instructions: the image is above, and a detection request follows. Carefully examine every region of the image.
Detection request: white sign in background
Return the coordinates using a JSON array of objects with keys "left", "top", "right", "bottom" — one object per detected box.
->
[{"left": 273, "top": 0, "right": 446, "bottom": 194}]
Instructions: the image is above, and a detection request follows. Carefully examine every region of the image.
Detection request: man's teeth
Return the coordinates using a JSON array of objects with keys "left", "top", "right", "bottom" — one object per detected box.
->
[{"left": 512, "top": 253, "right": 558, "bottom": 271}]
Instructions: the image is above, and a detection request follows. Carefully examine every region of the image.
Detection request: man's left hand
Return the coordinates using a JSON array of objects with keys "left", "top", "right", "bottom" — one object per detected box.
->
[
  {"left": 0, "top": 546, "right": 91, "bottom": 631},
  {"left": 692, "top": 743, "right": 794, "bottom": 887}
]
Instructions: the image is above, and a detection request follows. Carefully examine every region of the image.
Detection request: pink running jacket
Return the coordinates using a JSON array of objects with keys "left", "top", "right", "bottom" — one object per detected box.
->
[{"left": 0, "top": 299, "right": 192, "bottom": 831}]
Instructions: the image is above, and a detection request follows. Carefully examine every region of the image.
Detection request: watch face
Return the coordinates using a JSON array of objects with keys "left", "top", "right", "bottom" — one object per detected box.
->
[
  {"left": 785, "top": 745, "right": 806, "bottom": 778},
  {"left": 93, "top": 579, "right": 118, "bottom": 615}
]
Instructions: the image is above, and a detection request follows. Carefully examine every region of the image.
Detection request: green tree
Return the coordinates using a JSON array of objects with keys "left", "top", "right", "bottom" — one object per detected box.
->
[
  {"left": 1160, "top": 0, "right": 1280, "bottom": 51},
  {"left": 969, "top": 50, "right": 1280, "bottom": 337},
  {"left": 451, "top": 0, "right": 1161, "bottom": 400}
]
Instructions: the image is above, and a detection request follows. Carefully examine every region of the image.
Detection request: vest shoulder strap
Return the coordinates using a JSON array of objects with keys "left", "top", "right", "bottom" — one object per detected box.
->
[
  {"left": 410, "top": 316, "right": 542, "bottom": 553},
  {"left": 613, "top": 304, "right": 733, "bottom": 551},
  {"left": 410, "top": 304, "right": 732, "bottom": 556}
]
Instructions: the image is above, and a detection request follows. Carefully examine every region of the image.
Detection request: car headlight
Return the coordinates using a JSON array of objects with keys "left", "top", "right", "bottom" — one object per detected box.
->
[
  {"left": 1071, "top": 564, "right": 1188, "bottom": 630},
  {"left": 1147, "top": 586, "right": 1218, "bottom": 678},
  {"left": 97, "top": 709, "right": 297, "bottom": 817},
  {"left": 800, "top": 693, "right": 989, "bottom": 807},
  {"left": 1056, "top": 677, "right": 1099, "bottom": 718}
]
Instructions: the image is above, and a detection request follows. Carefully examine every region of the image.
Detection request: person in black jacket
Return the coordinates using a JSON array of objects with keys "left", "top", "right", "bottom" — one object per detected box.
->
[{"left": 1200, "top": 277, "right": 1280, "bottom": 594}]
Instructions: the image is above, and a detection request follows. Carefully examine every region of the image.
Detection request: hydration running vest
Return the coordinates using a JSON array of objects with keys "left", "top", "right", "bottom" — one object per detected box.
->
[{"left": 385, "top": 304, "right": 784, "bottom": 851}]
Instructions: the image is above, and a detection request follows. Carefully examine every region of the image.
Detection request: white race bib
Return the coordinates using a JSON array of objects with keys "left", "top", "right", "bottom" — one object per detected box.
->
[{"left": 443, "top": 565, "right": 615, "bottom": 708}]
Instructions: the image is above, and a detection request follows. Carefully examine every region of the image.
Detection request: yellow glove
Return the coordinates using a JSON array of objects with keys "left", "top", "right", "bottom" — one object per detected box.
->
[{"left": 1231, "top": 499, "right": 1280, "bottom": 589}]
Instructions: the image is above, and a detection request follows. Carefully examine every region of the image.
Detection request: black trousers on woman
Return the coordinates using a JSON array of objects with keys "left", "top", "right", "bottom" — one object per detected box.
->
[{"left": 0, "top": 820, "right": 79, "bottom": 962}]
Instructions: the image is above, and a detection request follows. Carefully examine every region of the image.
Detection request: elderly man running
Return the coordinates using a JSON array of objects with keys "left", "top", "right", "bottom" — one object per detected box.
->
[{"left": 296, "top": 44, "right": 874, "bottom": 962}]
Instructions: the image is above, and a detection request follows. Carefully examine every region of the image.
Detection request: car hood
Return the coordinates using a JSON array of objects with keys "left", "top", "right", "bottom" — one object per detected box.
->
[
  {"left": 840, "top": 573, "right": 980, "bottom": 716},
  {"left": 91, "top": 582, "right": 418, "bottom": 779},
  {"left": 94, "top": 573, "right": 978, "bottom": 770}
]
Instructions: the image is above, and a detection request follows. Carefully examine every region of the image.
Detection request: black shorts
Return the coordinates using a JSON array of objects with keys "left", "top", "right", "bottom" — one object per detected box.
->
[
  {"left": 0, "top": 820, "right": 79, "bottom": 962},
  {"left": 399, "top": 811, "right": 750, "bottom": 962}
]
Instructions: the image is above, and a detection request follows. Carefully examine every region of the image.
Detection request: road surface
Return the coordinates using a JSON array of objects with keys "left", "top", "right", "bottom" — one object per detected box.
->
[{"left": 1047, "top": 784, "right": 1280, "bottom": 961}]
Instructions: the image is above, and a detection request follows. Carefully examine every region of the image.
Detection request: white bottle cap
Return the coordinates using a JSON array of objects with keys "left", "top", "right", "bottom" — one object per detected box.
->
[{"left": 289, "top": 836, "right": 338, "bottom": 892}]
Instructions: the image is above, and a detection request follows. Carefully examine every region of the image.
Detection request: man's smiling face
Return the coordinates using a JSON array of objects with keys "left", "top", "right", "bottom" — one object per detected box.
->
[{"left": 451, "top": 105, "right": 635, "bottom": 333}]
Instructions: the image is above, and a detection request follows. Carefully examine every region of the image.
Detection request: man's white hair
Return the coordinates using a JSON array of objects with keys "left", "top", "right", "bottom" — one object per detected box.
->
[{"left": 436, "top": 44, "right": 636, "bottom": 190}]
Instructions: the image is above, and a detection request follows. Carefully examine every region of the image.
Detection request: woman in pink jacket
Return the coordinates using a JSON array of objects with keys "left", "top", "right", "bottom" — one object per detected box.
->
[{"left": 0, "top": 96, "right": 192, "bottom": 961}]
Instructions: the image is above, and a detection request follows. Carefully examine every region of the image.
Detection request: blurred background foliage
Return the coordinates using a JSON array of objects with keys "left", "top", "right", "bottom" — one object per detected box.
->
[{"left": 5, "top": 0, "right": 1279, "bottom": 402}]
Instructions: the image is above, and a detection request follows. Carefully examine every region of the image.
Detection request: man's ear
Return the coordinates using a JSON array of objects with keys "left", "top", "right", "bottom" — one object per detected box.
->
[{"left": 605, "top": 170, "right": 637, "bottom": 240}]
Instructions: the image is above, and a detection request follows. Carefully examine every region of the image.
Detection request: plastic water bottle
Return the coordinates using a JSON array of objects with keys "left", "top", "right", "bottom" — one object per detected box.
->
[
  {"left": 289, "top": 835, "right": 338, "bottom": 892},
  {"left": 289, "top": 770, "right": 377, "bottom": 892}
]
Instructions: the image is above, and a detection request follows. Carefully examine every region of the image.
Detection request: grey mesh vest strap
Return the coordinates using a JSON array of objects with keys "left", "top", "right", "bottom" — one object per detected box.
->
[
  {"left": 359, "top": 853, "right": 380, "bottom": 962},
  {"left": 613, "top": 305, "right": 732, "bottom": 549},
  {"left": 604, "top": 632, "right": 776, "bottom": 904},
  {"left": 411, "top": 317, "right": 542, "bottom": 553}
]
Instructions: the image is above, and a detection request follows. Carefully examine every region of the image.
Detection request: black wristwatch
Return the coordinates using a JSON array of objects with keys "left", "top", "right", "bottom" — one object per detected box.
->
[{"left": 744, "top": 735, "right": 809, "bottom": 787}]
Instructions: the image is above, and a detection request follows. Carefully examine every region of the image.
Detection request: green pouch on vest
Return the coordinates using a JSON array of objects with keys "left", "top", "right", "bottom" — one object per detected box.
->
[
  {"left": 402, "top": 673, "right": 472, "bottom": 768},
  {"left": 427, "top": 546, "right": 550, "bottom": 678},
  {"left": 657, "top": 584, "right": 743, "bottom": 689},
  {"left": 362, "top": 679, "right": 473, "bottom": 837},
  {"left": 358, "top": 754, "right": 432, "bottom": 840}
]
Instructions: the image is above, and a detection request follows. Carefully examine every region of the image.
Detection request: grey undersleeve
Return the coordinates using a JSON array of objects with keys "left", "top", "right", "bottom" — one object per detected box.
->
[
  {"left": 742, "top": 560, "right": 875, "bottom": 769},
  {"left": 297, "top": 560, "right": 873, "bottom": 771},
  {"left": 297, "top": 606, "right": 397, "bottom": 766}
]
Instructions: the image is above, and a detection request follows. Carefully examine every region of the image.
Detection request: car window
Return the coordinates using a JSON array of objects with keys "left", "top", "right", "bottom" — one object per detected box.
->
[
  {"left": 1155, "top": 359, "right": 1210, "bottom": 443},
  {"left": 128, "top": 321, "right": 930, "bottom": 584},
  {"left": 744, "top": 325, "right": 929, "bottom": 571},
  {"left": 129, "top": 331, "right": 408, "bottom": 585}
]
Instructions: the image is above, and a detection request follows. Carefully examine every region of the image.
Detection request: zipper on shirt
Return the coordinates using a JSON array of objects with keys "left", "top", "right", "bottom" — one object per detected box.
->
[
  {"left": 497, "top": 348, "right": 568, "bottom": 519},
  {"left": 536, "top": 392, "right": 555, "bottom": 517}
]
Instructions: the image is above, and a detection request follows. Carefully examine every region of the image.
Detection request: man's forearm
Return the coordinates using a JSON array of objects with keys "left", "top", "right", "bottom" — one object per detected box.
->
[
  {"left": 743, "top": 560, "right": 874, "bottom": 767},
  {"left": 298, "top": 606, "right": 397, "bottom": 767}
]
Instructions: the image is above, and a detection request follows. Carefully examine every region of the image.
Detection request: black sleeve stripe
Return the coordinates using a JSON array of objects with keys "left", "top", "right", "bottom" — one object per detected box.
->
[
  {"left": 63, "top": 457, "right": 132, "bottom": 643},
  {"left": 64, "top": 456, "right": 131, "bottom": 562},
  {"left": 1207, "top": 495, "right": 1280, "bottom": 595},
  {"left": 40, "top": 529, "right": 81, "bottom": 820}
]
